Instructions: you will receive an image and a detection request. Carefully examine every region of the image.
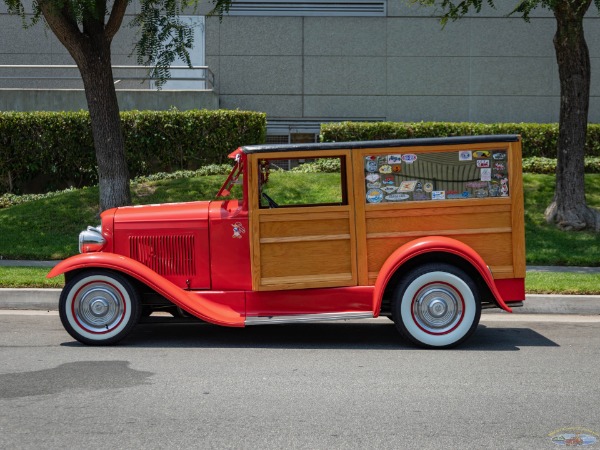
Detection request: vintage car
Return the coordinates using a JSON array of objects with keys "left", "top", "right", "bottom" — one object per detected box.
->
[{"left": 48, "top": 135, "right": 526, "bottom": 348}]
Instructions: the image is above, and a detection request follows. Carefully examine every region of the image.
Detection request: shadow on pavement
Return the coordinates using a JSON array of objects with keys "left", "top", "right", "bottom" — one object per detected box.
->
[{"left": 61, "top": 321, "right": 559, "bottom": 351}]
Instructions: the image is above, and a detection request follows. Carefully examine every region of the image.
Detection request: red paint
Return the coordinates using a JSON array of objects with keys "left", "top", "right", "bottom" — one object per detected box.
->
[
  {"left": 112, "top": 201, "right": 212, "bottom": 289},
  {"left": 246, "top": 286, "right": 374, "bottom": 316},
  {"left": 48, "top": 253, "right": 245, "bottom": 327},
  {"left": 208, "top": 200, "right": 252, "bottom": 290},
  {"left": 373, "top": 236, "right": 514, "bottom": 315},
  {"left": 494, "top": 278, "right": 526, "bottom": 303}
]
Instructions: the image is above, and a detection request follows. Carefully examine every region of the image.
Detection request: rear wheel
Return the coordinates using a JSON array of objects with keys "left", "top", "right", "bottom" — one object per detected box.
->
[
  {"left": 392, "top": 263, "right": 481, "bottom": 348},
  {"left": 59, "top": 270, "right": 141, "bottom": 345}
]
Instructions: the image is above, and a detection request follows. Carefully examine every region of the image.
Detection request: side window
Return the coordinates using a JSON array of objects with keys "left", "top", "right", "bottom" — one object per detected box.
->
[
  {"left": 258, "top": 156, "right": 347, "bottom": 208},
  {"left": 364, "top": 149, "right": 509, "bottom": 204}
]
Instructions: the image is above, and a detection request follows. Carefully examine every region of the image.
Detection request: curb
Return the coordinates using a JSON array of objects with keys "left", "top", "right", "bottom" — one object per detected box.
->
[
  {"left": 1, "top": 289, "right": 599, "bottom": 315},
  {"left": 0, "top": 289, "right": 62, "bottom": 310}
]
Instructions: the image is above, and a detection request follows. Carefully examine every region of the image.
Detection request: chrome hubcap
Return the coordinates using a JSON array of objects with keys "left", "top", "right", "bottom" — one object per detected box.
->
[
  {"left": 74, "top": 283, "right": 124, "bottom": 332},
  {"left": 413, "top": 284, "right": 463, "bottom": 334}
]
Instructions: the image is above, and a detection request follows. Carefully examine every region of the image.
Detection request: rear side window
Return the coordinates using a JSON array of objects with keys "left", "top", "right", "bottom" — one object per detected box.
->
[{"left": 363, "top": 149, "right": 509, "bottom": 204}]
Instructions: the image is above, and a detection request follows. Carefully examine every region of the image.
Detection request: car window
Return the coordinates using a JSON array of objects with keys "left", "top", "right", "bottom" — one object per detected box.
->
[
  {"left": 258, "top": 156, "right": 347, "bottom": 208},
  {"left": 363, "top": 149, "right": 509, "bottom": 204}
]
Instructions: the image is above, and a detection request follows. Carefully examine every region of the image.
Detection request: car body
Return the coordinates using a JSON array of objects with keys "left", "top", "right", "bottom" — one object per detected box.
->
[{"left": 48, "top": 135, "right": 526, "bottom": 348}]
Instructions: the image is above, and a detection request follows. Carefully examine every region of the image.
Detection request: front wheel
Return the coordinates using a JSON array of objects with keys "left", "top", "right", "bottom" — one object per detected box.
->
[
  {"left": 392, "top": 263, "right": 481, "bottom": 349},
  {"left": 59, "top": 270, "right": 141, "bottom": 345}
]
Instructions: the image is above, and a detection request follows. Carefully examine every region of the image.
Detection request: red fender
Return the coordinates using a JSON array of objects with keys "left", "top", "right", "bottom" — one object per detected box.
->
[
  {"left": 373, "top": 236, "right": 512, "bottom": 315},
  {"left": 47, "top": 253, "right": 245, "bottom": 327}
]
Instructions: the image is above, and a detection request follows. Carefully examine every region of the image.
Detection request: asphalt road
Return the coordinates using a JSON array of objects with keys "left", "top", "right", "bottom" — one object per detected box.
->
[{"left": 1, "top": 312, "right": 600, "bottom": 449}]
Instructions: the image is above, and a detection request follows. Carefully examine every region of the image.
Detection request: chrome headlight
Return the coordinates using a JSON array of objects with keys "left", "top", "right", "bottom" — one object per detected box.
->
[{"left": 79, "top": 225, "right": 106, "bottom": 253}]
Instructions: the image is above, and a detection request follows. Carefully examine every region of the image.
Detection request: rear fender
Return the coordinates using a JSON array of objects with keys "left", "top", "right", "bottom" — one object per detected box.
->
[
  {"left": 47, "top": 253, "right": 244, "bottom": 327},
  {"left": 373, "top": 236, "right": 512, "bottom": 315}
]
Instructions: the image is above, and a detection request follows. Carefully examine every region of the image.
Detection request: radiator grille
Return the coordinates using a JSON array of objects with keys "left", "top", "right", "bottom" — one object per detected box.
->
[{"left": 129, "top": 235, "right": 196, "bottom": 276}]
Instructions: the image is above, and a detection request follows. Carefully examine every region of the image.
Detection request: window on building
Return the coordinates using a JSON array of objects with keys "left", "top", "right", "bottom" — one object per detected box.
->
[{"left": 227, "top": 0, "right": 386, "bottom": 16}]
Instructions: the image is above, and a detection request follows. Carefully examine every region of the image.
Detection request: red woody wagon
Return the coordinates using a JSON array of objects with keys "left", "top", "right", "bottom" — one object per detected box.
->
[{"left": 48, "top": 135, "right": 526, "bottom": 348}]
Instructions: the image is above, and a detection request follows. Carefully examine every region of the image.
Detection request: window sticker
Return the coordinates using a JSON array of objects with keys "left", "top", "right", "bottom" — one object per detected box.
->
[
  {"left": 480, "top": 168, "right": 492, "bottom": 182},
  {"left": 459, "top": 151, "right": 472, "bottom": 161},
  {"left": 402, "top": 154, "right": 418, "bottom": 164},
  {"left": 366, "top": 188, "right": 384, "bottom": 203},
  {"left": 364, "top": 149, "right": 509, "bottom": 204}
]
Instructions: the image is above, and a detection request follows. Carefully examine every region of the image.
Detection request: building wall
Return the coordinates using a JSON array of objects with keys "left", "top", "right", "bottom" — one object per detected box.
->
[
  {"left": 1, "top": 1, "right": 599, "bottom": 124},
  {"left": 207, "top": 2, "right": 600, "bottom": 124}
]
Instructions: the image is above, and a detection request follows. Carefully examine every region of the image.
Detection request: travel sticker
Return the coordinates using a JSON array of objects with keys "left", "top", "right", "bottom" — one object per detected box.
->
[
  {"left": 402, "top": 154, "right": 418, "bottom": 164},
  {"left": 480, "top": 168, "right": 492, "bottom": 182},
  {"left": 459, "top": 150, "right": 472, "bottom": 161},
  {"left": 392, "top": 165, "right": 402, "bottom": 173},
  {"left": 365, "top": 159, "right": 378, "bottom": 173},
  {"left": 366, "top": 182, "right": 381, "bottom": 189},
  {"left": 413, "top": 192, "right": 429, "bottom": 201},
  {"left": 432, "top": 191, "right": 446, "bottom": 200},
  {"left": 492, "top": 151, "right": 507, "bottom": 160},
  {"left": 381, "top": 186, "right": 398, "bottom": 194},
  {"left": 365, "top": 173, "right": 380, "bottom": 183},
  {"left": 382, "top": 176, "right": 395, "bottom": 185},
  {"left": 385, "top": 193, "right": 409, "bottom": 201},
  {"left": 231, "top": 222, "right": 246, "bottom": 239},
  {"left": 387, "top": 154, "right": 403, "bottom": 164},
  {"left": 477, "top": 160, "right": 490, "bottom": 168},
  {"left": 424, "top": 182, "right": 434, "bottom": 193},
  {"left": 473, "top": 150, "right": 491, "bottom": 158},
  {"left": 398, "top": 180, "right": 417, "bottom": 192},
  {"left": 494, "top": 162, "right": 506, "bottom": 171},
  {"left": 379, "top": 165, "right": 392, "bottom": 174},
  {"left": 366, "top": 189, "right": 384, "bottom": 203},
  {"left": 500, "top": 178, "right": 509, "bottom": 197}
]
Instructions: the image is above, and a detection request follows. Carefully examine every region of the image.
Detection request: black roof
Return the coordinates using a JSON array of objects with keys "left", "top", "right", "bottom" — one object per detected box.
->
[{"left": 241, "top": 135, "right": 520, "bottom": 154}]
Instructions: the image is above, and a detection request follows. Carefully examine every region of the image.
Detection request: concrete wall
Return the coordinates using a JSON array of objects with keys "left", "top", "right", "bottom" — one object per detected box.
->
[
  {"left": 0, "top": 89, "right": 219, "bottom": 112},
  {"left": 1, "top": 1, "right": 600, "bottom": 123},
  {"left": 207, "top": 2, "right": 600, "bottom": 124}
]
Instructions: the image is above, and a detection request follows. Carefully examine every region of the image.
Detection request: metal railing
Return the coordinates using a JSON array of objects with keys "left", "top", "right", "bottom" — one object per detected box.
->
[{"left": 0, "top": 65, "right": 215, "bottom": 91}]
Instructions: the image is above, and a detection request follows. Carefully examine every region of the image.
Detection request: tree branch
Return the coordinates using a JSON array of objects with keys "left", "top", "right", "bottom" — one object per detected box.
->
[
  {"left": 106, "top": 0, "right": 128, "bottom": 40},
  {"left": 38, "top": 0, "right": 84, "bottom": 52}
]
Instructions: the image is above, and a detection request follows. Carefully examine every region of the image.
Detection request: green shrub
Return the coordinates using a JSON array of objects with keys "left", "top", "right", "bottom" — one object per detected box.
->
[
  {"left": 321, "top": 121, "right": 600, "bottom": 158},
  {"left": 0, "top": 109, "right": 266, "bottom": 195},
  {"left": 522, "top": 157, "right": 600, "bottom": 174}
]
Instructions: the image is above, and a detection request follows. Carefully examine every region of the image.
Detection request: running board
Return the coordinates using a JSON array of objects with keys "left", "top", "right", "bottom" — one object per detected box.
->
[{"left": 245, "top": 312, "right": 374, "bottom": 326}]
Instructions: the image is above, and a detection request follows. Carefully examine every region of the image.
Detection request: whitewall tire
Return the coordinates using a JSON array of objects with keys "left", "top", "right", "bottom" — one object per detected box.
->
[
  {"left": 59, "top": 270, "right": 141, "bottom": 345},
  {"left": 392, "top": 263, "right": 481, "bottom": 348}
]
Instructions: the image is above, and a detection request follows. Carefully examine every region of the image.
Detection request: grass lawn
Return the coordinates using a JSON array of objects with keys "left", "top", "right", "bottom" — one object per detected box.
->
[
  {"left": 524, "top": 174, "right": 600, "bottom": 265},
  {"left": 0, "top": 172, "right": 599, "bottom": 265},
  {"left": 1, "top": 266, "right": 599, "bottom": 294}
]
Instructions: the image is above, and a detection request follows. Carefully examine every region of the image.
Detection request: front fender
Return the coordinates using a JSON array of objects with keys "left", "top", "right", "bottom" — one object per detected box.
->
[
  {"left": 47, "top": 253, "right": 244, "bottom": 327},
  {"left": 373, "top": 236, "right": 512, "bottom": 315}
]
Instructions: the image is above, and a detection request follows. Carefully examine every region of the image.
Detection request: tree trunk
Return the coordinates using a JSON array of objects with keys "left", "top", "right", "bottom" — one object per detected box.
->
[
  {"left": 545, "top": 0, "right": 599, "bottom": 231},
  {"left": 39, "top": 1, "right": 132, "bottom": 212},
  {"left": 78, "top": 48, "right": 132, "bottom": 212}
]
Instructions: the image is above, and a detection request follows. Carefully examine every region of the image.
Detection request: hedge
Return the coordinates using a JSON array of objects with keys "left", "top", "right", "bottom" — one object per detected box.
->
[
  {"left": 320, "top": 121, "right": 600, "bottom": 158},
  {"left": 0, "top": 109, "right": 266, "bottom": 194}
]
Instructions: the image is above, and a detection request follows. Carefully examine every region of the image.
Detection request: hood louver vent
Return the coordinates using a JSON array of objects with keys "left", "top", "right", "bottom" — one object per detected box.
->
[
  {"left": 130, "top": 235, "right": 196, "bottom": 277},
  {"left": 227, "top": 1, "right": 386, "bottom": 16}
]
